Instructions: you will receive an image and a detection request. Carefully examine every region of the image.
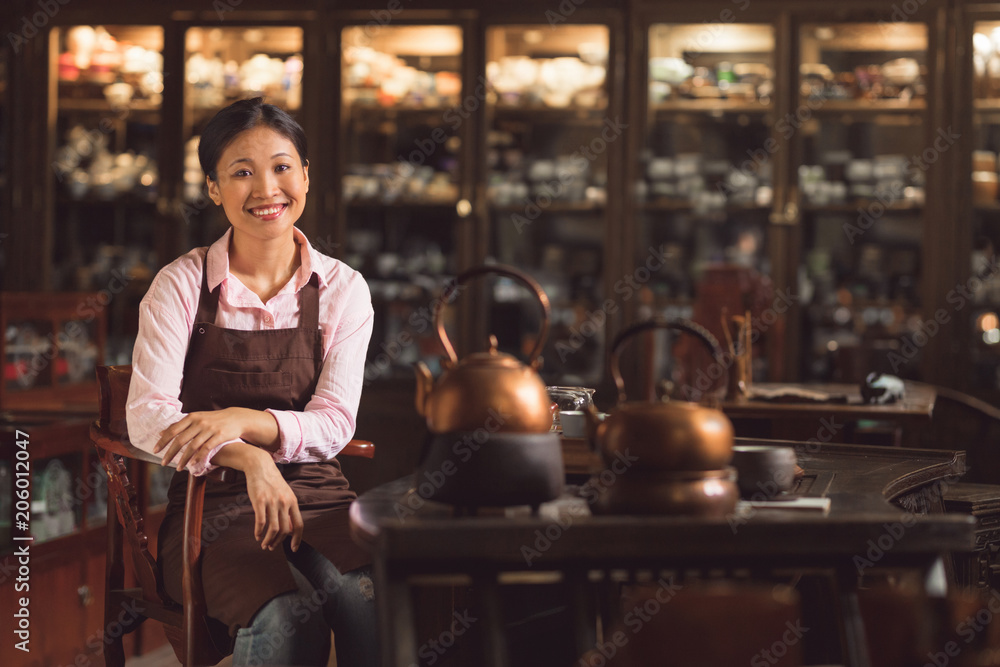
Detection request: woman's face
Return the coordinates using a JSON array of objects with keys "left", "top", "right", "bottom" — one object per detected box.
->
[{"left": 207, "top": 125, "right": 309, "bottom": 243}]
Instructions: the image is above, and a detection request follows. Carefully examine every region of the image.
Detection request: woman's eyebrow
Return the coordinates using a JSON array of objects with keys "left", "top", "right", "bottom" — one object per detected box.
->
[{"left": 226, "top": 153, "right": 293, "bottom": 168}]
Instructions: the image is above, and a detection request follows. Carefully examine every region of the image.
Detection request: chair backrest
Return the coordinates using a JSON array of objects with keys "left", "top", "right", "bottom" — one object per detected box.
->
[
  {"left": 92, "top": 365, "right": 173, "bottom": 605},
  {"left": 920, "top": 385, "right": 1000, "bottom": 484}
]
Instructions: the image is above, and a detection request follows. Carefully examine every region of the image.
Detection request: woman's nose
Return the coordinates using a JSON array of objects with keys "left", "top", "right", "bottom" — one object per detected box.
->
[{"left": 252, "top": 170, "right": 280, "bottom": 198}]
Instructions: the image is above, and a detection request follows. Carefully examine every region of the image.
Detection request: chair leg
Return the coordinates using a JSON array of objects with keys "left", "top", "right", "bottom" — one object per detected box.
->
[
  {"left": 104, "top": 491, "right": 127, "bottom": 667},
  {"left": 183, "top": 474, "right": 209, "bottom": 667}
]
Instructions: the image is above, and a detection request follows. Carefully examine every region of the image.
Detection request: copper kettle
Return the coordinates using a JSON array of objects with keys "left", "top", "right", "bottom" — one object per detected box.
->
[
  {"left": 585, "top": 318, "right": 735, "bottom": 472},
  {"left": 413, "top": 264, "right": 564, "bottom": 510},
  {"left": 414, "top": 265, "right": 554, "bottom": 434}
]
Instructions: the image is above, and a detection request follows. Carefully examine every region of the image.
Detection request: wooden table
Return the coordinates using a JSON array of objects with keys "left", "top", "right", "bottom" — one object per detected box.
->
[
  {"left": 350, "top": 440, "right": 974, "bottom": 667},
  {"left": 721, "top": 381, "right": 937, "bottom": 446}
]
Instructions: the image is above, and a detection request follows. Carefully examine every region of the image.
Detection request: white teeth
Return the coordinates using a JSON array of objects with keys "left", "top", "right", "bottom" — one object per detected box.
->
[{"left": 252, "top": 205, "right": 283, "bottom": 216}]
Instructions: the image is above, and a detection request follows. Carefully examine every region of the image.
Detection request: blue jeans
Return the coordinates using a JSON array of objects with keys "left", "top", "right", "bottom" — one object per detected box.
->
[{"left": 231, "top": 542, "right": 378, "bottom": 667}]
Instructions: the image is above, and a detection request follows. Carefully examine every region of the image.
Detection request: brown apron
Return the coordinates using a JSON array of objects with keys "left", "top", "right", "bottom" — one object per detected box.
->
[{"left": 157, "top": 253, "right": 369, "bottom": 638}]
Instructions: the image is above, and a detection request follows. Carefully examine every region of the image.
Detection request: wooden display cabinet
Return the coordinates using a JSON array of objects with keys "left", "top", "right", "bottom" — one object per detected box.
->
[
  {"left": 0, "top": 417, "right": 126, "bottom": 667},
  {"left": 0, "top": 291, "right": 170, "bottom": 663},
  {"left": 0, "top": 420, "right": 173, "bottom": 666},
  {"left": 625, "top": 1, "right": 954, "bottom": 391},
  {"left": 1, "top": 291, "right": 105, "bottom": 414}
]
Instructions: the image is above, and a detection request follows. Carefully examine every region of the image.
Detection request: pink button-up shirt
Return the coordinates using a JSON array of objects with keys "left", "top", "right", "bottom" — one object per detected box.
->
[{"left": 126, "top": 227, "right": 374, "bottom": 476}]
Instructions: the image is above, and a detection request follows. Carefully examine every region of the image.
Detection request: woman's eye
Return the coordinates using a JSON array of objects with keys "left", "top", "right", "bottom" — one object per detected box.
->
[
  {"left": 275, "top": 164, "right": 290, "bottom": 173},
  {"left": 234, "top": 169, "right": 251, "bottom": 177}
]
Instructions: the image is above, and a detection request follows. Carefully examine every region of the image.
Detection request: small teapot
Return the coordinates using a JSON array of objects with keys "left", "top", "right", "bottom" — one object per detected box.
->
[
  {"left": 585, "top": 318, "right": 735, "bottom": 471},
  {"left": 414, "top": 265, "right": 554, "bottom": 435}
]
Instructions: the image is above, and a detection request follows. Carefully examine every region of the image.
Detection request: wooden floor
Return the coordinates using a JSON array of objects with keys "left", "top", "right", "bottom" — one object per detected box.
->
[
  {"left": 122, "top": 637, "right": 338, "bottom": 667},
  {"left": 123, "top": 643, "right": 193, "bottom": 667}
]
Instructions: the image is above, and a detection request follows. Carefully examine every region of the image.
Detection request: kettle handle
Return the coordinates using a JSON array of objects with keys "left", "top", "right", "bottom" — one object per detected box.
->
[
  {"left": 435, "top": 264, "right": 551, "bottom": 370},
  {"left": 609, "top": 317, "right": 726, "bottom": 404}
]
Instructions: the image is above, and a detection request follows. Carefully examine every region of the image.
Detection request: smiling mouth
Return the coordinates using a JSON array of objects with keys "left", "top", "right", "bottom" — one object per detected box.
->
[{"left": 249, "top": 203, "right": 288, "bottom": 218}]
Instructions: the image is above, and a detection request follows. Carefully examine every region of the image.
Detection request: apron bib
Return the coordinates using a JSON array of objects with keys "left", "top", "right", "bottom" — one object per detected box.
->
[{"left": 157, "top": 254, "right": 369, "bottom": 637}]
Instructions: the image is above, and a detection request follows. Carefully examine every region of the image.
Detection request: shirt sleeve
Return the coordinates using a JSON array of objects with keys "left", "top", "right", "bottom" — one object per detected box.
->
[
  {"left": 266, "top": 274, "right": 374, "bottom": 463},
  {"left": 125, "top": 264, "right": 240, "bottom": 476}
]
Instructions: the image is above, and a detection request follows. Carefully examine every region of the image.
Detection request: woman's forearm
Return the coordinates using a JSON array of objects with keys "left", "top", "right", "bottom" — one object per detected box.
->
[
  {"left": 233, "top": 407, "right": 281, "bottom": 451},
  {"left": 210, "top": 440, "right": 273, "bottom": 473}
]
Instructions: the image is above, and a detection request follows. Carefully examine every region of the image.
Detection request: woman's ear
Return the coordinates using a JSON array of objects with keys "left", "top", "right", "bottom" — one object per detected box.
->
[
  {"left": 206, "top": 175, "right": 222, "bottom": 205},
  {"left": 302, "top": 159, "right": 309, "bottom": 193}
]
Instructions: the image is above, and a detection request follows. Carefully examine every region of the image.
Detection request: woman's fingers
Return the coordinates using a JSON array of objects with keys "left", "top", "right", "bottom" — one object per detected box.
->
[
  {"left": 158, "top": 437, "right": 187, "bottom": 467},
  {"left": 155, "top": 416, "right": 191, "bottom": 453},
  {"left": 175, "top": 430, "right": 222, "bottom": 471},
  {"left": 254, "top": 501, "right": 266, "bottom": 543},
  {"left": 290, "top": 504, "right": 304, "bottom": 552},
  {"left": 259, "top": 495, "right": 298, "bottom": 551},
  {"left": 244, "top": 463, "right": 301, "bottom": 551},
  {"left": 266, "top": 499, "right": 284, "bottom": 550}
]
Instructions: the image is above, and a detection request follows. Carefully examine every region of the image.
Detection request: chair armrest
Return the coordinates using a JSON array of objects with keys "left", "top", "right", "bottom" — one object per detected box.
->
[
  {"left": 341, "top": 439, "right": 375, "bottom": 459},
  {"left": 91, "top": 422, "right": 234, "bottom": 482}
]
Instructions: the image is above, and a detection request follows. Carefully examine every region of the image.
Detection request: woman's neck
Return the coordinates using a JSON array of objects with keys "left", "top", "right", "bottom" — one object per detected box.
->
[{"left": 228, "top": 229, "right": 302, "bottom": 303}]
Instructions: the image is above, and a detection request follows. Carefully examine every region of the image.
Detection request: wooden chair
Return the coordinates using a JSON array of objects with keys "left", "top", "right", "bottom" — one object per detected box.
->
[
  {"left": 90, "top": 365, "right": 375, "bottom": 667},
  {"left": 921, "top": 384, "right": 1000, "bottom": 484},
  {"left": 576, "top": 581, "right": 804, "bottom": 666}
]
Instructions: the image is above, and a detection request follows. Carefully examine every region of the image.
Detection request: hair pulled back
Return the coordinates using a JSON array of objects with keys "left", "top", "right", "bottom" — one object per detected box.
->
[{"left": 198, "top": 97, "right": 308, "bottom": 181}]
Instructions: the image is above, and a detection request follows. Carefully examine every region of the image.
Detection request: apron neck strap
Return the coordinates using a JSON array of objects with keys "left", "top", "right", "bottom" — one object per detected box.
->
[
  {"left": 300, "top": 273, "right": 319, "bottom": 330},
  {"left": 195, "top": 251, "right": 219, "bottom": 325}
]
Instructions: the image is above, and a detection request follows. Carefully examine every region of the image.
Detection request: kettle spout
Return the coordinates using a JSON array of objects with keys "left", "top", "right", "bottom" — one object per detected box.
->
[{"left": 414, "top": 362, "right": 434, "bottom": 418}]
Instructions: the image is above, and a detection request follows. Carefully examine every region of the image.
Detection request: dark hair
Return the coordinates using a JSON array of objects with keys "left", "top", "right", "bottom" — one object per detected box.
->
[{"left": 198, "top": 97, "right": 308, "bottom": 181}]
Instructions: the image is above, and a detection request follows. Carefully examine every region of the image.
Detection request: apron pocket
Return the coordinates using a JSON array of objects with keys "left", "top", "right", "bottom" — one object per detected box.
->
[{"left": 202, "top": 369, "right": 293, "bottom": 411}]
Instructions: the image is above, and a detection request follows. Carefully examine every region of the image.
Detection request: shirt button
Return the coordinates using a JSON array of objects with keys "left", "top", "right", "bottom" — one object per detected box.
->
[{"left": 263, "top": 314, "right": 272, "bottom": 324}]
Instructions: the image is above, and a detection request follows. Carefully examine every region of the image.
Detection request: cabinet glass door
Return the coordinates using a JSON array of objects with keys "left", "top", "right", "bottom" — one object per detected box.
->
[
  {"left": 32, "top": 454, "right": 82, "bottom": 544},
  {"left": 0, "top": 47, "right": 7, "bottom": 223},
  {"left": 50, "top": 25, "right": 163, "bottom": 291},
  {"left": 484, "top": 24, "right": 610, "bottom": 386},
  {"left": 966, "top": 21, "right": 1000, "bottom": 396},
  {"left": 340, "top": 24, "right": 464, "bottom": 381},
  {"left": 181, "top": 26, "right": 304, "bottom": 249},
  {"left": 796, "top": 22, "right": 927, "bottom": 382},
  {"left": 641, "top": 22, "right": 775, "bottom": 391}
]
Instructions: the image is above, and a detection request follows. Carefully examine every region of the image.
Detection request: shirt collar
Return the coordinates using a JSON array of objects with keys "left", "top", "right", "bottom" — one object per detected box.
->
[{"left": 206, "top": 227, "right": 325, "bottom": 293}]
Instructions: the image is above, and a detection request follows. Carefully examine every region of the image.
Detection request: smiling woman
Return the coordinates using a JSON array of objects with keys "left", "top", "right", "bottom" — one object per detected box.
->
[{"left": 124, "top": 97, "right": 377, "bottom": 666}]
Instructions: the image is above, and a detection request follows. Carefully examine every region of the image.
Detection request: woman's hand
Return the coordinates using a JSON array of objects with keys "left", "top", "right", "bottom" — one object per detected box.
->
[
  {"left": 244, "top": 453, "right": 304, "bottom": 552},
  {"left": 155, "top": 407, "right": 279, "bottom": 471},
  {"left": 212, "top": 443, "right": 304, "bottom": 552},
  {"left": 155, "top": 407, "right": 248, "bottom": 471}
]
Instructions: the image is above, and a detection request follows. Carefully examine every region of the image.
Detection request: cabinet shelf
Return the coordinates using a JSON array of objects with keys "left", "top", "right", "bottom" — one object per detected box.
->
[
  {"left": 801, "top": 201, "right": 923, "bottom": 214},
  {"left": 347, "top": 104, "right": 457, "bottom": 122},
  {"left": 805, "top": 98, "right": 926, "bottom": 115},
  {"left": 491, "top": 104, "right": 608, "bottom": 123},
  {"left": 57, "top": 98, "right": 161, "bottom": 115},
  {"left": 57, "top": 193, "right": 158, "bottom": 207},
  {"left": 489, "top": 201, "right": 604, "bottom": 213},
  {"left": 346, "top": 197, "right": 457, "bottom": 209},
  {"left": 651, "top": 99, "right": 772, "bottom": 115},
  {"left": 641, "top": 199, "right": 769, "bottom": 214},
  {"left": 974, "top": 99, "right": 1000, "bottom": 113},
  {"left": 370, "top": 290, "right": 448, "bottom": 306}
]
